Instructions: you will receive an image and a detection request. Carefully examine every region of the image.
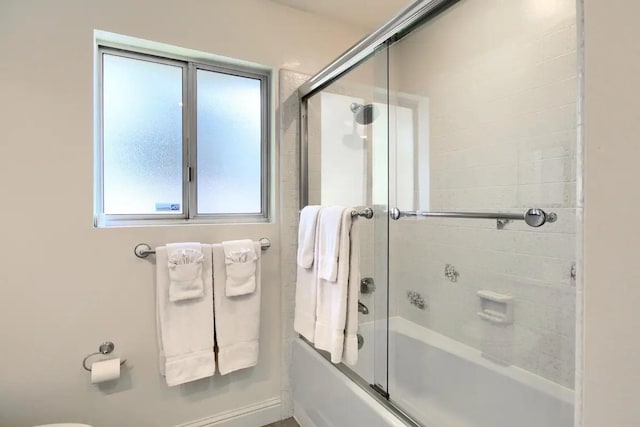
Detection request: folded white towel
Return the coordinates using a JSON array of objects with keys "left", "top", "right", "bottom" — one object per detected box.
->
[
  {"left": 314, "top": 207, "right": 352, "bottom": 363},
  {"left": 297, "top": 206, "right": 321, "bottom": 268},
  {"left": 213, "top": 242, "right": 261, "bottom": 375},
  {"left": 222, "top": 239, "right": 257, "bottom": 297},
  {"left": 294, "top": 208, "right": 322, "bottom": 342},
  {"left": 156, "top": 244, "right": 215, "bottom": 386},
  {"left": 343, "top": 215, "right": 361, "bottom": 366},
  {"left": 317, "top": 206, "right": 344, "bottom": 282},
  {"left": 166, "top": 242, "right": 205, "bottom": 302}
]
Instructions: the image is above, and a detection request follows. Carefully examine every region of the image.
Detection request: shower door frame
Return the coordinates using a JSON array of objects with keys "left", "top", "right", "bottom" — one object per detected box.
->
[{"left": 298, "top": 0, "right": 583, "bottom": 426}]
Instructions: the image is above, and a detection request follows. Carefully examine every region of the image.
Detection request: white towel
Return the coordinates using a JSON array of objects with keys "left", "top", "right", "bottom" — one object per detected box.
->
[
  {"left": 222, "top": 239, "right": 257, "bottom": 297},
  {"left": 294, "top": 208, "right": 322, "bottom": 342},
  {"left": 343, "top": 216, "right": 361, "bottom": 365},
  {"left": 213, "top": 242, "right": 261, "bottom": 375},
  {"left": 166, "top": 242, "right": 205, "bottom": 302},
  {"left": 314, "top": 207, "right": 352, "bottom": 363},
  {"left": 297, "top": 206, "right": 321, "bottom": 268},
  {"left": 317, "top": 206, "right": 344, "bottom": 282},
  {"left": 156, "top": 244, "right": 215, "bottom": 386}
]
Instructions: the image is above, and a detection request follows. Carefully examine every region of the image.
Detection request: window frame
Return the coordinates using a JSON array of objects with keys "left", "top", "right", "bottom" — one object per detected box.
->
[{"left": 95, "top": 45, "right": 270, "bottom": 226}]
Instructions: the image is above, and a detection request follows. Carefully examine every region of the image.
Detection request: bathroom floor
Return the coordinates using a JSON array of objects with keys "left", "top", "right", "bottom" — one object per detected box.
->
[{"left": 263, "top": 418, "right": 300, "bottom": 427}]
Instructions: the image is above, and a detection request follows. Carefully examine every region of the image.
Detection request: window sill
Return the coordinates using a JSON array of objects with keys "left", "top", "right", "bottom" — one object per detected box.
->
[{"left": 94, "top": 215, "right": 271, "bottom": 228}]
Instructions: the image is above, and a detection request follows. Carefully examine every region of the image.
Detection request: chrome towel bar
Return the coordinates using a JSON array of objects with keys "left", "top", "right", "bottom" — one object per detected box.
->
[
  {"left": 298, "top": 207, "right": 374, "bottom": 219},
  {"left": 134, "top": 237, "right": 272, "bottom": 259},
  {"left": 389, "top": 208, "right": 557, "bottom": 228}
]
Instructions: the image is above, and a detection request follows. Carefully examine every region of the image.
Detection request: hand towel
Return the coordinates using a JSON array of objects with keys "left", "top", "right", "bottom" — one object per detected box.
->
[
  {"left": 156, "top": 244, "right": 215, "bottom": 386},
  {"left": 166, "top": 242, "right": 204, "bottom": 302},
  {"left": 342, "top": 216, "right": 361, "bottom": 365},
  {"left": 314, "top": 207, "right": 352, "bottom": 363},
  {"left": 213, "top": 241, "right": 262, "bottom": 375},
  {"left": 222, "top": 239, "right": 257, "bottom": 297},
  {"left": 294, "top": 208, "right": 322, "bottom": 342},
  {"left": 317, "top": 206, "right": 344, "bottom": 282},
  {"left": 297, "top": 205, "right": 321, "bottom": 268}
]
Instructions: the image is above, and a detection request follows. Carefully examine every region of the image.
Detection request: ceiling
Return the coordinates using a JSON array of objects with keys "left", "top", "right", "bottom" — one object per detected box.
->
[{"left": 268, "top": 0, "right": 415, "bottom": 31}]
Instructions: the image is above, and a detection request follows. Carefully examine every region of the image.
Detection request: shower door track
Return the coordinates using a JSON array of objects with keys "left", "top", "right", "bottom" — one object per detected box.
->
[{"left": 298, "top": 0, "right": 460, "bottom": 100}]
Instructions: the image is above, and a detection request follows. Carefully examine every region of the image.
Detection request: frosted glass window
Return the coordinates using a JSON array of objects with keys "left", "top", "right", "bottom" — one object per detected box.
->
[
  {"left": 196, "top": 70, "right": 263, "bottom": 214},
  {"left": 96, "top": 45, "right": 269, "bottom": 225},
  {"left": 102, "top": 54, "right": 183, "bottom": 215}
]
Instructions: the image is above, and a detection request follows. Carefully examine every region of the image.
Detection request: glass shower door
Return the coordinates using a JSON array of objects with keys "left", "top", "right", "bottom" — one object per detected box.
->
[
  {"left": 385, "top": 1, "right": 578, "bottom": 426},
  {"left": 302, "top": 46, "right": 390, "bottom": 396}
]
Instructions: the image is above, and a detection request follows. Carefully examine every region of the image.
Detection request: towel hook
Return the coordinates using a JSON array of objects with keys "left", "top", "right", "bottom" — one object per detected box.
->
[{"left": 82, "top": 341, "right": 127, "bottom": 372}]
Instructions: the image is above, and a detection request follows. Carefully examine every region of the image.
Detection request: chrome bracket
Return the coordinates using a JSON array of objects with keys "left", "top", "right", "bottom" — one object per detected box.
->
[{"left": 496, "top": 218, "right": 511, "bottom": 229}]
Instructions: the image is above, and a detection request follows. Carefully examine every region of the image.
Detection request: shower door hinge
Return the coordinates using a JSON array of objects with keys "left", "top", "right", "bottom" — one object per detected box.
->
[
  {"left": 370, "top": 383, "right": 390, "bottom": 399},
  {"left": 188, "top": 166, "right": 193, "bottom": 182}
]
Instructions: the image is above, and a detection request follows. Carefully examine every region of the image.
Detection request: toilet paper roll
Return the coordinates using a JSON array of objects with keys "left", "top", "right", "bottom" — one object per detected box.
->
[{"left": 91, "top": 358, "right": 121, "bottom": 384}]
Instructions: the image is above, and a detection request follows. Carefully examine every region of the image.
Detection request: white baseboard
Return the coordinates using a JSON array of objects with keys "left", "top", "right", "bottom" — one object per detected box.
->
[{"left": 177, "top": 397, "right": 282, "bottom": 427}]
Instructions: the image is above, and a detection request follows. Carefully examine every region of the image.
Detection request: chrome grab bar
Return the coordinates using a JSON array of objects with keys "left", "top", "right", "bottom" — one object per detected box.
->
[{"left": 389, "top": 208, "right": 557, "bottom": 228}]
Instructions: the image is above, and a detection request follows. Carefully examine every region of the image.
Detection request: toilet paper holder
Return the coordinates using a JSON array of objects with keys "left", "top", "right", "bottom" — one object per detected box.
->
[{"left": 82, "top": 341, "right": 127, "bottom": 371}]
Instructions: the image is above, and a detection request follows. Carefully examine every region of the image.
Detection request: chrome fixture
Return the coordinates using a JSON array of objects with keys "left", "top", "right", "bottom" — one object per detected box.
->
[
  {"left": 350, "top": 103, "right": 378, "bottom": 125},
  {"left": 134, "top": 237, "right": 272, "bottom": 259},
  {"left": 444, "top": 264, "right": 459, "bottom": 282},
  {"left": 407, "top": 291, "right": 425, "bottom": 310},
  {"left": 358, "top": 301, "right": 370, "bottom": 315},
  {"left": 360, "top": 277, "right": 376, "bottom": 294},
  {"left": 351, "top": 207, "right": 374, "bottom": 219},
  {"left": 357, "top": 333, "right": 364, "bottom": 350},
  {"left": 496, "top": 218, "right": 511, "bottom": 230},
  {"left": 82, "top": 341, "right": 127, "bottom": 372},
  {"left": 390, "top": 207, "right": 557, "bottom": 228},
  {"left": 300, "top": 207, "right": 373, "bottom": 219}
]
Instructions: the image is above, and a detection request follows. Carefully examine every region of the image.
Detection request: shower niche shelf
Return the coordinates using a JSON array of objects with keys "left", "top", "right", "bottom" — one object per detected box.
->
[{"left": 477, "top": 290, "right": 513, "bottom": 325}]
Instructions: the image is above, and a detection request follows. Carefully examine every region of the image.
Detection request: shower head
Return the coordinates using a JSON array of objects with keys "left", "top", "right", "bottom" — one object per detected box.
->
[{"left": 350, "top": 102, "right": 377, "bottom": 125}]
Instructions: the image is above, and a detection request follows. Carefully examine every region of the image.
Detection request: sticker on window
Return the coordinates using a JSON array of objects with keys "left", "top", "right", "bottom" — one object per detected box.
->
[{"left": 155, "top": 203, "right": 181, "bottom": 212}]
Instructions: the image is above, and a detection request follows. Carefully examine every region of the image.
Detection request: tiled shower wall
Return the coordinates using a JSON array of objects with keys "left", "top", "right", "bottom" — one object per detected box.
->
[{"left": 388, "top": 0, "right": 578, "bottom": 387}]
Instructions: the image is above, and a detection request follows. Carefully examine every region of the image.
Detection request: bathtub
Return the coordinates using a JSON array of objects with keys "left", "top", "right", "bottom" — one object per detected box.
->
[{"left": 292, "top": 317, "right": 574, "bottom": 427}]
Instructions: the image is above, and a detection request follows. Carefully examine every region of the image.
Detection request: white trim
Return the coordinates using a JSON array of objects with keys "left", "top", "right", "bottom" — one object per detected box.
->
[{"left": 175, "top": 397, "right": 281, "bottom": 427}]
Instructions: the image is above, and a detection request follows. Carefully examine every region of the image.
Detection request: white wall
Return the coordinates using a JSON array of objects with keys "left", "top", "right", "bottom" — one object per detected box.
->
[
  {"left": 582, "top": 1, "right": 640, "bottom": 425},
  {"left": 0, "top": 1, "right": 364, "bottom": 426}
]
